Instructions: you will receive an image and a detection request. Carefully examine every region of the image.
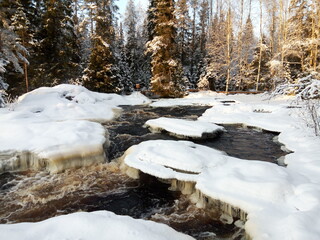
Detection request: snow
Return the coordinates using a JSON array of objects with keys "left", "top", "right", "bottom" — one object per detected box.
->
[
  {"left": 0, "top": 84, "right": 150, "bottom": 173},
  {"left": 6, "top": 84, "right": 150, "bottom": 122},
  {"left": 145, "top": 117, "right": 224, "bottom": 139},
  {"left": 0, "top": 211, "right": 194, "bottom": 240},
  {"left": 1, "top": 88, "right": 320, "bottom": 239},
  {"left": 122, "top": 91, "right": 320, "bottom": 240},
  {"left": 150, "top": 91, "right": 222, "bottom": 107}
]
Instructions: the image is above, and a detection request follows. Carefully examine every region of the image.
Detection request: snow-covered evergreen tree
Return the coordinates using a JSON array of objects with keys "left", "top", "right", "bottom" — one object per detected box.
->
[
  {"left": 248, "top": 37, "right": 272, "bottom": 90},
  {"left": 10, "top": 2, "right": 33, "bottom": 93},
  {"left": 279, "top": 0, "right": 320, "bottom": 79},
  {"left": 33, "top": 0, "right": 80, "bottom": 87},
  {"left": 0, "top": 0, "right": 28, "bottom": 104},
  {"left": 235, "top": 15, "right": 256, "bottom": 90},
  {"left": 175, "top": 0, "right": 191, "bottom": 68},
  {"left": 84, "top": 0, "right": 122, "bottom": 93},
  {"left": 124, "top": 0, "right": 139, "bottom": 90},
  {"left": 116, "top": 22, "right": 132, "bottom": 93},
  {"left": 200, "top": 10, "right": 235, "bottom": 91},
  {"left": 135, "top": 13, "right": 151, "bottom": 90},
  {"left": 146, "top": 0, "right": 186, "bottom": 97}
]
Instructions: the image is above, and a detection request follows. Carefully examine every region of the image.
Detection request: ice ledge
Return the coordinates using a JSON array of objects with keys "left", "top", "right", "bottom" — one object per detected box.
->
[
  {"left": 0, "top": 144, "right": 107, "bottom": 174},
  {"left": 0, "top": 120, "right": 109, "bottom": 174},
  {"left": 144, "top": 117, "right": 225, "bottom": 139},
  {"left": 0, "top": 210, "right": 194, "bottom": 240},
  {"left": 118, "top": 139, "right": 320, "bottom": 240}
]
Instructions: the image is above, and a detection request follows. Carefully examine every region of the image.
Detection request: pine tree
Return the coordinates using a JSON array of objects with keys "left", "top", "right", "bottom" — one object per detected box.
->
[
  {"left": 0, "top": 0, "right": 28, "bottom": 100},
  {"left": 147, "top": 0, "right": 157, "bottom": 41},
  {"left": 73, "top": 0, "right": 92, "bottom": 77},
  {"left": 33, "top": 0, "right": 80, "bottom": 87},
  {"left": 201, "top": 9, "right": 235, "bottom": 91},
  {"left": 286, "top": 0, "right": 315, "bottom": 74},
  {"left": 193, "top": 0, "right": 209, "bottom": 88},
  {"left": 10, "top": 2, "right": 33, "bottom": 93},
  {"left": 116, "top": 22, "right": 132, "bottom": 93},
  {"left": 146, "top": 0, "right": 186, "bottom": 97},
  {"left": 175, "top": 0, "right": 191, "bottom": 67},
  {"left": 124, "top": 0, "right": 139, "bottom": 89},
  {"left": 136, "top": 16, "right": 152, "bottom": 90},
  {"left": 249, "top": 37, "right": 272, "bottom": 90},
  {"left": 188, "top": 0, "right": 199, "bottom": 87},
  {"left": 234, "top": 15, "right": 256, "bottom": 91},
  {"left": 237, "top": 15, "right": 256, "bottom": 90},
  {"left": 84, "top": 0, "right": 122, "bottom": 93}
]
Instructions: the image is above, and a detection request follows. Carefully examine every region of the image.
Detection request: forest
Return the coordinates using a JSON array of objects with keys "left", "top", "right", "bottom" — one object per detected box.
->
[{"left": 0, "top": 0, "right": 319, "bottom": 101}]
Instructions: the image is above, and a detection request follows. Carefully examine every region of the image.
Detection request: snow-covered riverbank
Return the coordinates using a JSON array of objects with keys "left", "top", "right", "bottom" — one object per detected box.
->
[
  {"left": 1, "top": 87, "right": 319, "bottom": 240},
  {"left": 0, "top": 84, "right": 150, "bottom": 173},
  {"left": 122, "top": 92, "right": 320, "bottom": 240}
]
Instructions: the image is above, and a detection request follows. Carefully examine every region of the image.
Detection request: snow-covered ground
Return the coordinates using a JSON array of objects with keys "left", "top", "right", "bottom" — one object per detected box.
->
[
  {"left": 1, "top": 88, "right": 320, "bottom": 240},
  {"left": 145, "top": 117, "right": 224, "bottom": 139},
  {"left": 0, "top": 84, "right": 150, "bottom": 173},
  {"left": 0, "top": 211, "right": 194, "bottom": 240},
  {"left": 122, "top": 91, "right": 320, "bottom": 240}
]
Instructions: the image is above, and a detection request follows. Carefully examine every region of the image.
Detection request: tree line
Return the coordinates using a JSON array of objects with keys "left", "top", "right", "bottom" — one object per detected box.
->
[{"left": 0, "top": 0, "right": 319, "bottom": 99}]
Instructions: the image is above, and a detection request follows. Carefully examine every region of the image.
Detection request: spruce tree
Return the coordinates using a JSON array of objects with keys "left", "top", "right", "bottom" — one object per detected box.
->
[
  {"left": 124, "top": 0, "right": 139, "bottom": 89},
  {"left": 236, "top": 16, "right": 256, "bottom": 90},
  {"left": 286, "top": 0, "right": 314, "bottom": 74},
  {"left": 175, "top": 0, "right": 191, "bottom": 67},
  {"left": 248, "top": 37, "right": 272, "bottom": 90},
  {"left": 200, "top": 13, "right": 227, "bottom": 90},
  {"left": 10, "top": 2, "right": 33, "bottom": 93},
  {"left": 34, "top": 0, "right": 80, "bottom": 87},
  {"left": 116, "top": 22, "right": 132, "bottom": 93},
  {"left": 84, "top": 0, "right": 122, "bottom": 93},
  {"left": 146, "top": 0, "right": 186, "bottom": 98},
  {"left": 0, "top": 0, "right": 28, "bottom": 98}
]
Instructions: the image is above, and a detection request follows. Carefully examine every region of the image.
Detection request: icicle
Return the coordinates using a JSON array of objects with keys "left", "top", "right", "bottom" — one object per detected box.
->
[
  {"left": 189, "top": 189, "right": 202, "bottom": 204},
  {"left": 220, "top": 213, "right": 233, "bottom": 224},
  {"left": 169, "top": 179, "right": 178, "bottom": 191}
]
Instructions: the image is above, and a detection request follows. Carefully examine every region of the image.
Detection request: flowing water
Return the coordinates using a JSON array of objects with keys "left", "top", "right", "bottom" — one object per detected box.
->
[
  {"left": 106, "top": 105, "right": 284, "bottom": 163},
  {"left": 0, "top": 105, "right": 285, "bottom": 240}
]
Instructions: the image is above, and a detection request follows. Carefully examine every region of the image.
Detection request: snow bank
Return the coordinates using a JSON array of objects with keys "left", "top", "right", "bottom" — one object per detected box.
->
[
  {"left": 150, "top": 91, "right": 223, "bottom": 107},
  {"left": 0, "top": 84, "right": 150, "bottom": 173},
  {"left": 0, "top": 120, "right": 107, "bottom": 173},
  {"left": 6, "top": 84, "right": 150, "bottom": 122},
  {"left": 0, "top": 211, "right": 194, "bottom": 240},
  {"left": 144, "top": 117, "right": 224, "bottom": 139},
  {"left": 122, "top": 92, "right": 320, "bottom": 240}
]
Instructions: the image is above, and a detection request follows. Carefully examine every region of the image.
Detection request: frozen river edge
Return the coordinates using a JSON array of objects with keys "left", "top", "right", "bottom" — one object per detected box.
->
[
  {"left": 0, "top": 86, "right": 320, "bottom": 240},
  {"left": 120, "top": 93, "right": 320, "bottom": 240}
]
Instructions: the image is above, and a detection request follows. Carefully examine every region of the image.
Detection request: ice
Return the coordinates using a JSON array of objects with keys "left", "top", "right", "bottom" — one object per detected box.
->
[
  {"left": 0, "top": 120, "right": 107, "bottom": 173},
  {"left": 0, "top": 211, "right": 195, "bottom": 240},
  {"left": 4, "top": 84, "right": 150, "bottom": 123},
  {"left": 122, "top": 91, "right": 320, "bottom": 240},
  {"left": 145, "top": 117, "right": 224, "bottom": 139},
  {"left": 1, "top": 88, "right": 320, "bottom": 239},
  {"left": 0, "top": 84, "right": 151, "bottom": 173}
]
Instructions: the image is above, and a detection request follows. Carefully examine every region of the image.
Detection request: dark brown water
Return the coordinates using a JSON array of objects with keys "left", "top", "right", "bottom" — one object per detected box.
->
[
  {"left": 0, "top": 105, "right": 285, "bottom": 240},
  {"left": 106, "top": 105, "right": 284, "bottom": 163}
]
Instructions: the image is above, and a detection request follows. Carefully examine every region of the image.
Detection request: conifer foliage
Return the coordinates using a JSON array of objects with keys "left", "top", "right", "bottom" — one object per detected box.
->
[
  {"left": 34, "top": 0, "right": 80, "bottom": 87},
  {"left": 0, "top": 0, "right": 319, "bottom": 99},
  {"left": 146, "top": 0, "right": 185, "bottom": 97},
  {"left": 84, "top": 0, "right": 122, "bottom": 93}
]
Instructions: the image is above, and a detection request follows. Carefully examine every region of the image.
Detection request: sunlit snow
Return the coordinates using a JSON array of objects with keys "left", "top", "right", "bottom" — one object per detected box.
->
[
  {"left": 145, "top": 117, "right": 224, "bottom": 139},
  {"left": 0, "top": 211, "right": 194, "bottom": 240},
  {"left": 0, "top": 84, "right": 150, "bottom": 173}
]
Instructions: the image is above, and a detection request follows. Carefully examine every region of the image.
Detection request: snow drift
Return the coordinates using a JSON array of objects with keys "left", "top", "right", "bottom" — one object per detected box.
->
[{"left": 0, "top": 84, "right": 150, "bottom": 173}]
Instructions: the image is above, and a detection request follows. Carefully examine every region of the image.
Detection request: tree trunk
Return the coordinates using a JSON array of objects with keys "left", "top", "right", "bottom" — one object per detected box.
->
[
  {"left": 237, "top": 0, "right": 244, "bottom": 90},
  {"left": 256, "top": 0, "right": 263, "bottom": 91},
  {"left": 225, "top": 5, "right": 231, "bottom": 94}
]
